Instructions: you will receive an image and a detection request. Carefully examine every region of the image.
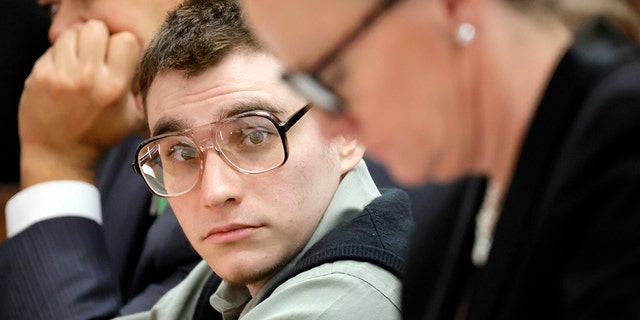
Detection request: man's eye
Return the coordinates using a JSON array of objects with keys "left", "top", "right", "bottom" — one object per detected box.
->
[
  {"left": 168, "top": 145, "right": 199, "bottom": 161},
  {"left": 239, "top": 128, "right": 274, "bottom": 147},
  {"left": 245, "top": 130, "right": 268, "bottom": 145}
]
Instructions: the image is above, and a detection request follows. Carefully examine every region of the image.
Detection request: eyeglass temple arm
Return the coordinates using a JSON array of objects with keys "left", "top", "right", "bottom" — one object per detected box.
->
[
  {"left": 282, "top": 103, "right": 312, "bottom": 131},
  {"left": 132, "top": 161, "right": 140, "bottom": 175},
  {"left": 309, "top": 0, "right": 399, "bottom": 76}
]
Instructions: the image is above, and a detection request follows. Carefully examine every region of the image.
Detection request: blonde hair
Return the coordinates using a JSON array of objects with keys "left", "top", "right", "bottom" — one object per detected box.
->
[{"left": 506, "top": 0, "right": 640, "bottom": 42}]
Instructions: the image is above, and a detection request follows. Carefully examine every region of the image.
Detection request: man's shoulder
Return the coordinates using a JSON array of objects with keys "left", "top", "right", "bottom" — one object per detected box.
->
[
  {"left": 284, "top": 260, "right": 401, "bottom": 302},
  {"left": 116, "top": 260, "right": 210, "bottom": 320},
  {"left": 254, "top": 260, "right": 401, "bottom": 320}
]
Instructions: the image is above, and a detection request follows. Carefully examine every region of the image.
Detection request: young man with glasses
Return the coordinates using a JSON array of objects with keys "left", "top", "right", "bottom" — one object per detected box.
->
[{"left": 117, "top": 0, "right": 413, "bottom": 319}]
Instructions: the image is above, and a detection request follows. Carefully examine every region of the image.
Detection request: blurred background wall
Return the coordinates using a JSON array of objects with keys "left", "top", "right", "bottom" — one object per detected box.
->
[{"left": 0, "top": 0, "right": 50, "bottom": 240}]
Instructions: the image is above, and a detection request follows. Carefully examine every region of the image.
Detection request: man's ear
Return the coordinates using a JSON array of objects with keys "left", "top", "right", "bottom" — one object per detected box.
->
[
  {"left": 334, "top": 135, "right": 366, "bottom": 175},
  {"left": 134, "top": 93, "right": 145, "bottom": 114},
  {"left": 134, "top": 93, "right": 150, "bottom": 137}
]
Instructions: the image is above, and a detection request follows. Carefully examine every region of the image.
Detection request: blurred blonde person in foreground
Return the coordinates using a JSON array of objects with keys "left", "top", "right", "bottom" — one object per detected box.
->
[{"left": 238, "top": 0, "right": 640, "bottom": 318}]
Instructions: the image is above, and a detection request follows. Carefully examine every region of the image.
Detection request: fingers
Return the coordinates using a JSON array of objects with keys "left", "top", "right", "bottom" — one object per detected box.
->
[
  {"left": 107, "top": 31, "right": 142, "bottom": 89},
  {"left": 53, "top": 19, "right": 109, "bottom": 67},
  {"left": 45, "top": 20, "right": 108, "bottom": 90},
  {"left": 26, "top": 46, "right": 54, "bottom": 84},
  {"left": 50, "top": 26, "right": 78, "bottom": 72},
  {"left": 19, "top": 20, "right": 145, "bottom": 171},
  {"left": 77, "top": 20, "right": 109, "bottom": 67},
  {"left": 45, "top": 20, "right": 140, "bottom": 95}
]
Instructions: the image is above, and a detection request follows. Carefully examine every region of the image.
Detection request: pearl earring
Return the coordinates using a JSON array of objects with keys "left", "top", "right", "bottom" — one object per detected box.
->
[{"left": 456, "top": 22, "right": 476, "bottom": 46}]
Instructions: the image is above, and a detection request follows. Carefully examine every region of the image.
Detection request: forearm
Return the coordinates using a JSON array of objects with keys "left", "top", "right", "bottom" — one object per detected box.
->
[{"left": 0, "top": 218, "right": 121, "bottom": 320}]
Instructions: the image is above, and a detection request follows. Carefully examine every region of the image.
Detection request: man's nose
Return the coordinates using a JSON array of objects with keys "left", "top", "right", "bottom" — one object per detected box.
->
[{"left": 198, "top": 149, "right": 244, "bottom": 208}]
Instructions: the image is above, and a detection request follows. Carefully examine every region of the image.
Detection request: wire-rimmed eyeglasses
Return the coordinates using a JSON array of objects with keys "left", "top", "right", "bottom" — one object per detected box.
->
[{"left": 132, "top": 104, "right": 311, "bottom": 197}]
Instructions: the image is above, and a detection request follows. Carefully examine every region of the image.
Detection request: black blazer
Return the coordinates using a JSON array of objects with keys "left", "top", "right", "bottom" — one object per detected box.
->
[
  {"left": 0, "top": 135, "right": 201, "bottom": 319},
  {"left": 402, "top": 18, "right": 640, "bottom": 320}
]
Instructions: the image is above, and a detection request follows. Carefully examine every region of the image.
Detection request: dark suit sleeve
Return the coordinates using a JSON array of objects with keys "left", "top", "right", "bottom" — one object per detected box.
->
[
  {"left": 119, "top": 207, "right": 201, "bottom": 316},
  {"left": 0, "top": 135, "right": 200, "bottom": 319},
  {"left": 0, "top": 214, "right": 199, "bottom": 320},
  {"left": 120, "top": 258, "right": 199, "bottom": 316},
  {"left": 0, "top": 217, "right": 122, "bottom": 320}
]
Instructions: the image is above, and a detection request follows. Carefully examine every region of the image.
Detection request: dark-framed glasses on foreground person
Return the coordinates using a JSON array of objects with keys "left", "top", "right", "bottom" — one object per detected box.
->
[{"left": 281, "top": 0, "right": 400, "bottom": 114}]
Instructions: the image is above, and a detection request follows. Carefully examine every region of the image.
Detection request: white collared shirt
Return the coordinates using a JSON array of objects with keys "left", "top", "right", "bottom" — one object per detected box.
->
[{"left": 5, "top": 180, "right": 101, "bottom": 237}]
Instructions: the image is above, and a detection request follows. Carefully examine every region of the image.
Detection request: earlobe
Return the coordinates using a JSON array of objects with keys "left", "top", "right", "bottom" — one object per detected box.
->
[
  {"left": 444, "top": 0, "right": 480, "bottom": 47},
  {"left": 445, "top": 0, "right": 478, "bottom": 14},
  {"left": 445, "top": 0, "right": 481, "bottom": 24}
]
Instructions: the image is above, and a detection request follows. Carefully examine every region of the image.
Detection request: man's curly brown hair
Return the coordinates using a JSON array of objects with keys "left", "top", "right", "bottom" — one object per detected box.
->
[{"left": 137, "top": 0, "right": 262, "bottom": 106}]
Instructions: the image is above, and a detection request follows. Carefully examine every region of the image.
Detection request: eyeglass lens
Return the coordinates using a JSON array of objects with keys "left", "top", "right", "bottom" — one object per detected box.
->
[{"left": 137, "top": 115, "right": 286, "bottom": 196}]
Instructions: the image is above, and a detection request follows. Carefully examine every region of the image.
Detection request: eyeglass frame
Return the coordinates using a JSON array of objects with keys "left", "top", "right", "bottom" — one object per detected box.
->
[
  {"left": 281, "top": 0, "right": 400, "bottom": 114},
  {"left": 132, "top": 103, "right": 312, "bottom": 197}
]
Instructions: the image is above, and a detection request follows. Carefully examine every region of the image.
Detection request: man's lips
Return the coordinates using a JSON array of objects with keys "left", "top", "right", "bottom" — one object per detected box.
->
[{"left": 204, "top": 223, "right": 260, "bottom": 244}]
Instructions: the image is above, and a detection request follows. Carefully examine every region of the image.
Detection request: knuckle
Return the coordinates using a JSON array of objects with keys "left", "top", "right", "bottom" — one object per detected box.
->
[
  {"left": 83, "top": 20, "right": 109, "bottom": 38},
  {"left": 46, "top": 70, "right": 93, "bottom": 97},
  {"left": 111, "top": 32, "right": 141, "bottom": 52},
  {"left": 24, "top": 66, "right": 52, "bottom": 89},
  {"left": 103, "top": 80, "right": 128, "bottom": 101},
  {"left": 112, "top": 31, "right": 137, "bottom": 44},
  {"left": 91, "top": 71, "right": 130, "bottom": 103}
]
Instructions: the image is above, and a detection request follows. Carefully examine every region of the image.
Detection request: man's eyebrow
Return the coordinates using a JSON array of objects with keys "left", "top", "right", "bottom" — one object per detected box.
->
[
  {"left": 219, "top": 100, "right": 286, "bottom": 119},
  {"left": 150, "top": 101, "right": 287, "bottom": 137},
  {"left": 151, "top": 118, "right": 192, "bottom": 137}
]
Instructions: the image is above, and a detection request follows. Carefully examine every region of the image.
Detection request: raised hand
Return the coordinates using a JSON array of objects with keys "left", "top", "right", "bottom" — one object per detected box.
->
[{"left": 18, "top": 20, "right": 144, "bottom": 187}]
